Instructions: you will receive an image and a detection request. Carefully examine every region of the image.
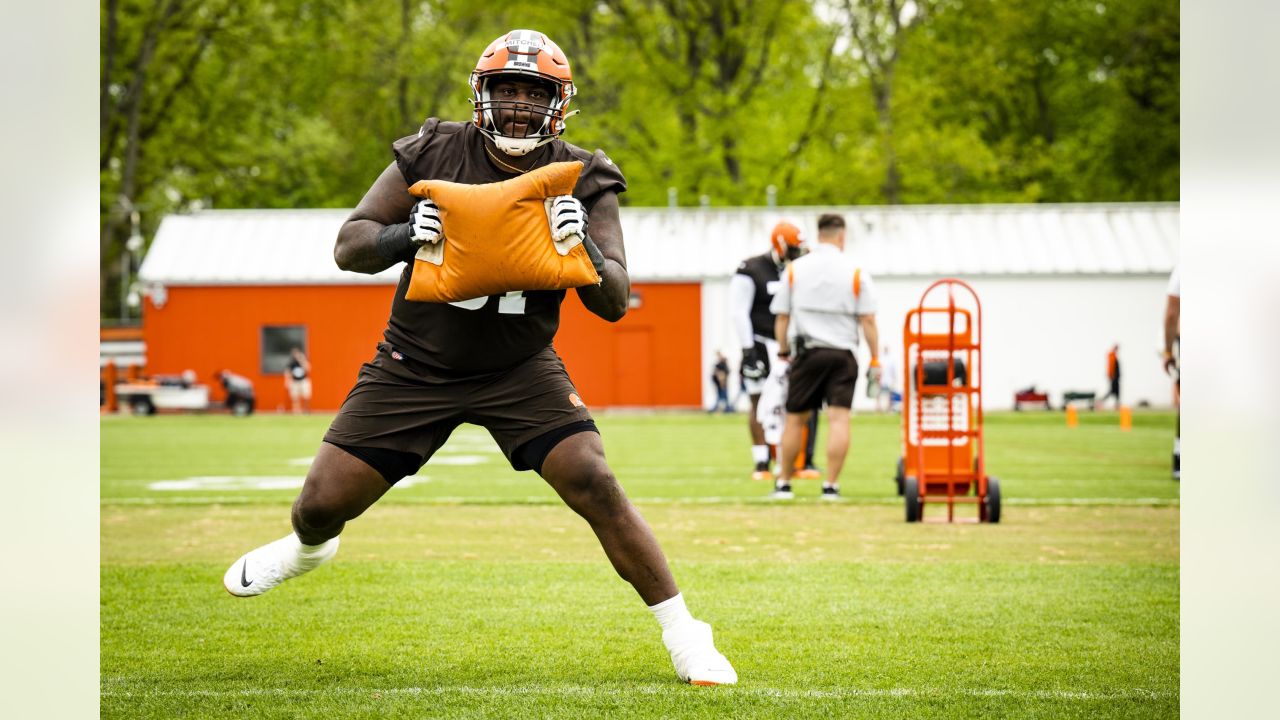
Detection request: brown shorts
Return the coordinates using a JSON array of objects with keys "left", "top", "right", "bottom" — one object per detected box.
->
[
  {"left": 323, "top": 342, "right": 593, "bottom": 473},
  {"left": 785, "top": 347, "right": 858, "bottom": 412}
]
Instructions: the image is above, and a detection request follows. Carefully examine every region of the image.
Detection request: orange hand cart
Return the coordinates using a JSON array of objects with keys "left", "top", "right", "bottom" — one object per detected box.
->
[{"left": 893, "top": 279, "right": 1001, "bottom": 523}]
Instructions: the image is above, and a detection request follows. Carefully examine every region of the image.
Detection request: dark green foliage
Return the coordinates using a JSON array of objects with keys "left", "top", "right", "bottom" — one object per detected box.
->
[{"left": 100, "top": 1, "right": 1178, "bottom": 317}]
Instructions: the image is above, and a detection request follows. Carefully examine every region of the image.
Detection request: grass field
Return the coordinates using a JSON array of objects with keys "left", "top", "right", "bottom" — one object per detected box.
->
[{"left": 101, "top": 410, "right": 1179, "bottom": 718}]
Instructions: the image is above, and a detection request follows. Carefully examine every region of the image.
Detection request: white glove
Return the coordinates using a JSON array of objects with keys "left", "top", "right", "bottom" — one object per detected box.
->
[
  {"left": 548, "top": 195, "right": 588, "bottom": 241},
  {"left": 409, "top": 199, "right": 442, "bottom": 246}
]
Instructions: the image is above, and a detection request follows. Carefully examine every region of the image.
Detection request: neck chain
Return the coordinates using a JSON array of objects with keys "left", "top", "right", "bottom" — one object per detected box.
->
[{"left": 485, "top": 144, "right": 535, "bottom": 175}]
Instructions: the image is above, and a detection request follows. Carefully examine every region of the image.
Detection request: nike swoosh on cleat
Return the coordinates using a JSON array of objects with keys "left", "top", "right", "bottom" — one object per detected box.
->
[{"left": 240, "top": 560, "right": 252, "bottom": 587}]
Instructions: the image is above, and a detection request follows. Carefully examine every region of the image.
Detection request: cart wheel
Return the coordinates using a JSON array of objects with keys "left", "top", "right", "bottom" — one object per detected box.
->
[
  {"left": 130, "top": 397, "right": 156, "bottom": 416},
  {"left": 904, "top": 477, "right": 921, "bottom": 522},
  {"left": 894, "top": 457, "right": 905, "bottom": 496},
  {"left": 983, "top": 476, "right": 1002, "bottom": 524}
]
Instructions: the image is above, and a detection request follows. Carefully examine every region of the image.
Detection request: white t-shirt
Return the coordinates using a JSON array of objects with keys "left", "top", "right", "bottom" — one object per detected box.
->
[{"left": 769, "top": 243, "right": 877, "bottom": 352}]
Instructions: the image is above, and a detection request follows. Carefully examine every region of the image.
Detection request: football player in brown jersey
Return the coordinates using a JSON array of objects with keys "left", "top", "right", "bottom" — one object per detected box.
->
[
  {"left": 222, "top": 29, "right": 736, "bottom": 686},
  {"left": 732, "top": 222, "right": 822, "bottom": 481}
]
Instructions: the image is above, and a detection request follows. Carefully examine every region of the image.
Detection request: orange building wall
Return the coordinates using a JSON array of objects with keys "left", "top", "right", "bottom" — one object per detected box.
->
[
  {"left": 556, "top": 283, "right": 702, "bottom": 408},
  {"left": 142, "top": 282, "right": 701, "bottom": 411},
  {"left": 142, "top": 285, "right": 397, "bottom": 412}
]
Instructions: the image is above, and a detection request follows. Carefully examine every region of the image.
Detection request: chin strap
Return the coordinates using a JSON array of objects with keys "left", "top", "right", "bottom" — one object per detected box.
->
[{"left": 493, "top": 135, "right": 548, "bottom": 156}]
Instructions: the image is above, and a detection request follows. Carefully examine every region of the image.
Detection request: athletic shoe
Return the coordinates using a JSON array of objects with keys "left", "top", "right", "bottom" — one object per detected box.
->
[
  {"left": 796, "top": 467, "right": 822, "bottom": 480},
  {"left": 821, "top": 486, "right": 841, "bottom": 500},
  {"left": 663, "top": 619, "right": 738, "bottom": 686},
  {"left": 223, "top": 533, "right": 339, "bottom": 597},
  {"left": 769, "top": 484, "right": 794, "bottom": 499},
  {"left": 750, "top": 469, "right": 774, "bottom": 482}
]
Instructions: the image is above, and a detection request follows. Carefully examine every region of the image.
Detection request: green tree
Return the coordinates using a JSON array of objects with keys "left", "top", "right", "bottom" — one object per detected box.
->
[{"left": 100, "top": 1, "right": 1178, "bottom": 319}]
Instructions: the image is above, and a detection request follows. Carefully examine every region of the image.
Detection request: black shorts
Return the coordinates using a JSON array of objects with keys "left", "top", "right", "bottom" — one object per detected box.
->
[
  {"left": 323, "top": 343, "right": 594, "bottom": 481},
  {"left": 785, "top": 347, "right": 858, "bottom": 412}
]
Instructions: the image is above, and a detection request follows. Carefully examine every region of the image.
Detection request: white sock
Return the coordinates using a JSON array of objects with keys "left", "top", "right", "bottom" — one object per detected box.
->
[
  {"left": 649, "top": 593, "right": 694, "bottom": 631},
  {"left": 298, "top": 536, "right": 334, "bottom": 556},
  {"left": 751, "top": 445, "right": 770, "bottom": 465}
]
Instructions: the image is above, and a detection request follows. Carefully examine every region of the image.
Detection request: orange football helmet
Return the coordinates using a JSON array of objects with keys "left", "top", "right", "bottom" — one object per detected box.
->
[
  {"left": 470, "top": 29, "right": 577, "bottom": 156},
  {"left": 770, "top": 221, "right": 806, "bottom": 261}
]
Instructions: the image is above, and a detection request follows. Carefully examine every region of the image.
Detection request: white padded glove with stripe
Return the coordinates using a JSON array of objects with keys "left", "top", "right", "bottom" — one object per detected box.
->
[
  {"left": 409, "top": 199, "right": 442, "bottom": 246},
  {"left": 548, "top": 195, "right": 588, "bottom": 241}
]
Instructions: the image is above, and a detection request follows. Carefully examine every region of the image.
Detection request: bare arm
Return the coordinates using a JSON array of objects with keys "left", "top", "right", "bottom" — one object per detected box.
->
[
  {"left": 574, "top": 192, "right": 630, "bottom": 322},
  {"left": 859, "top": 314, "right": 880, "bottom": 363},
  {"left": 775, "top": 314, "right": 791, "bottom": 357},
  {"left": 1163, "top": 295, "right": 1180, "bottom": 373},
  {"left": 334, "top": 162, "right": 418, "bottom": 274}
]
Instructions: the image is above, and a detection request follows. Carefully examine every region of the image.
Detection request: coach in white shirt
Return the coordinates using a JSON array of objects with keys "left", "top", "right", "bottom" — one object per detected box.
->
[{"left": 768, "top": 213, "right": 880, "bottom": 499}]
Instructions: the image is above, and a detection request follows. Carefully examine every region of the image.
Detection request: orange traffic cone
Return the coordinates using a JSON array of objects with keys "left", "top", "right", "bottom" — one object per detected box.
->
[
  {"left": 1066, "top": 405, "right": 1079, "bottom": 428},
  {"left": 1119, "top": 406, "right": 1132, "bottom": 431}
]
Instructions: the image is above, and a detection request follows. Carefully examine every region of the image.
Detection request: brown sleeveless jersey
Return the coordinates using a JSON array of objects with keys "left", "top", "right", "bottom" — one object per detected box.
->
[{"left": 382, "top": 119, "right": 626, "bottom": 374}]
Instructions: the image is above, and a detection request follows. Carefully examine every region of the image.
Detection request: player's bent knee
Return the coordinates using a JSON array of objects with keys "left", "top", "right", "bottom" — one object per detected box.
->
[
  {"left": 292, "top": 495, "right": 346, "bottom": 534},
  {"left": 555, "top": 464, "right": 624, "bottom": 517}
]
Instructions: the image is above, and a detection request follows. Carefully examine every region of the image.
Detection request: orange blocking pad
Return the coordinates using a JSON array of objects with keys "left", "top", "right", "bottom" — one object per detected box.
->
[{"left": 404, "top": 161, "right": 599, "bottom": 303}]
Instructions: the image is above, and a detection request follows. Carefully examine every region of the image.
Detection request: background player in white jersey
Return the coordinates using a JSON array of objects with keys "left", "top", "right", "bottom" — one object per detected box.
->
[{"left": 770, "top": 214, "right": 880, "bottom": 499}]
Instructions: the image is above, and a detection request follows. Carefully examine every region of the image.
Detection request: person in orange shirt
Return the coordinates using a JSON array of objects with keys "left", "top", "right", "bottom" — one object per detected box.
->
[{"left": 1101, "top": 344, "right": 1121, "bottom": 410}]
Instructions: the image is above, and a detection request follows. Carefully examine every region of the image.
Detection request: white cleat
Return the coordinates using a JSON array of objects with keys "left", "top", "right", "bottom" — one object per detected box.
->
[
  {"left": 223, "top": 533, "right": 339, "bottom": 597},
  {"left": 663, "top": 619, "right": 738, "bottom": 686}
]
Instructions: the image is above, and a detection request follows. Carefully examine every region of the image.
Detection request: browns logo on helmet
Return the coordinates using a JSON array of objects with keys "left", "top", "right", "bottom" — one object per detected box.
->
[
  {"left": 770, "top": 221, "right": 806, "bottom": 261},
  {"left": 470, "top": 29, "right": 578, "bottom": 157}
]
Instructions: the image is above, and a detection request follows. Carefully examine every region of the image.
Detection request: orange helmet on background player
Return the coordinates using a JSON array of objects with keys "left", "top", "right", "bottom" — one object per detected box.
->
[
  {"left": 470, "top": 29, "right": 578, "bottom": 156},
  {"left": 770, "top": 221, "right": 806, "bottom": 261}
]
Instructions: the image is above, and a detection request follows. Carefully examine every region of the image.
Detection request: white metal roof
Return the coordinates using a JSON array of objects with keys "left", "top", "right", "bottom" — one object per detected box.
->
[{"left": 139, "top": 203, "right": 1178, "bottom": 285}]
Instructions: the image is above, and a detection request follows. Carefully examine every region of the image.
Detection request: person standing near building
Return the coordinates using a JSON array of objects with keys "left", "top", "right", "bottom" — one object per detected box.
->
[
  {"left": 285, "top": 347, "right": 312, "bottom": 414},
  {"left": 1101, "top": 343, "right": 1121, "bottom": 410},
  {"left": 769, "top": 213, "right": 880, "bottom": 499},
  {"left": 877, "top": 344, "right": 899, "bottom": 413},
  {"left": 220, "top": 29, "right": 735, "bottom": 686},
  {"left": 708, "top": 351, "right": 731, "bottom": 413},
  {"left": 1164, "top": 266, "right": 1180, "bottom": 480},
  {"left": 730, "top": 221, "right": 820, "bottom": 481}
]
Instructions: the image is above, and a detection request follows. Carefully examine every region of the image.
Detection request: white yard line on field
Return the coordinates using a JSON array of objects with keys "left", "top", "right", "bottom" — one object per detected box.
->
[{"left": 99, "top": 683, "right": 1173, "bottom": 701}]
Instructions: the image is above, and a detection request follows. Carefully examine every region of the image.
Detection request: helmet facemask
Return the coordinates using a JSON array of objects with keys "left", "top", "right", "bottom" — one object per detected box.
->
[{"left": 470, "top": 73, "right": 577, "bottom": 156}]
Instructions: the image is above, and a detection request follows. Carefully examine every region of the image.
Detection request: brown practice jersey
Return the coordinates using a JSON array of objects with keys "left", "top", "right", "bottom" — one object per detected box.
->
[
  {"left": 734, "top": 252, "right": 784, "bottom": 341},
  {"left": 383, "top": 119, "right": 626, "bottom": 374}
]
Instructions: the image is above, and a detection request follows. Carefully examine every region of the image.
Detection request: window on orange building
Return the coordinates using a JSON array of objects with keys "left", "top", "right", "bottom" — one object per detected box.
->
[{"left": 261, "top": 325, "right": 307, "bottom": 374}]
